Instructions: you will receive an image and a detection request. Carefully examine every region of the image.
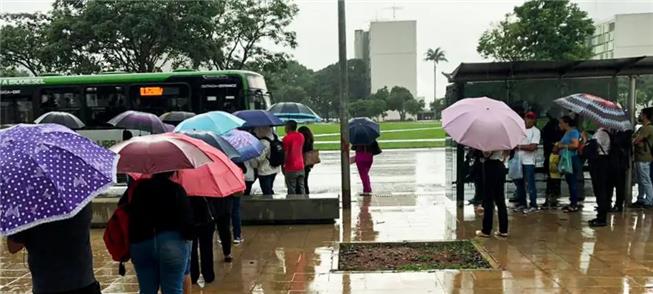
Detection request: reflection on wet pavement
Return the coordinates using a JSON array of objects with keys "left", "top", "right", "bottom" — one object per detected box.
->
[{"left": 3, "top": 149, "right": 653, "bottom": 293}]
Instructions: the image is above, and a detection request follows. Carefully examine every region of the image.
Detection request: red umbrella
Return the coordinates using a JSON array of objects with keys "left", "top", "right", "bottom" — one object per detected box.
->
[
  {"left": 132, "top": 133, "right": 245, "bottom": 197},
  {"left": 110, "top": 134, "right": 212, "bottom": 174}
]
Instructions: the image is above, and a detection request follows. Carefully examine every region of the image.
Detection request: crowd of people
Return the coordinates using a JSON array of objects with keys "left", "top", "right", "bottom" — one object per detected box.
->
[{"left": 470, "top": 108, "right": 651, "bottom": 238}]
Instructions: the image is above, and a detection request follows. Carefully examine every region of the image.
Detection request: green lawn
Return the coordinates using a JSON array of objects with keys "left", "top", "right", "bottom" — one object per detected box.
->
[{"left": 278, "top": 120, "right": 445, "bottom": 150}]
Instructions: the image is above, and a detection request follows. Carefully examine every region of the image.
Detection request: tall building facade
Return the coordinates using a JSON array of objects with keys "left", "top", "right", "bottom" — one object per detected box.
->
[
  {"left": 354, "top": 20, "right": 418, "bottom": 120},
  {"left": 591, "top": 13, "right": 653, "bottom": 59}
]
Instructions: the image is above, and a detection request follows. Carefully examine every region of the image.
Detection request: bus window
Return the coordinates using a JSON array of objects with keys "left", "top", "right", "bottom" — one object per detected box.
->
[
  {"left": 85, "top": 86, "right": 128, "bottom": 126},
  {"left": 130, "top": 84, "right": 190, "bottom": 116},
  {"left": 201, "top": 77, "right": 244, "bottom": 113},
  {"left": 248, "top": 90, "right": 269, "bottom": 110},
  {"left": 0, "top": 91, "right": 33, "bottom": 124},
  {"left": 40, "top": 87, "right": 82, "bottom": 118}
]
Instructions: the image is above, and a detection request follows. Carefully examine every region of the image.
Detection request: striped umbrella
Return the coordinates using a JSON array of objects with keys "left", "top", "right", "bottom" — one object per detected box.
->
[{"left": 554, "top": 93, "right": 632, "bottom": 131}]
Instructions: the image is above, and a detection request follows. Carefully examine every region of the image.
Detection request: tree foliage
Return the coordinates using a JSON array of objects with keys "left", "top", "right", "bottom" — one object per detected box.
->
[
  {"left": 0, "top": 13, "right": 55, "bottom": 75},
  {"left": 387, "top": 86, "right": 419, "bottom": 121},
  {"left": 477, "top": 0, "right": 595, "bottom": 61},
  {"left": 425, "top": 47, "right": 447, "bottom": 64}
]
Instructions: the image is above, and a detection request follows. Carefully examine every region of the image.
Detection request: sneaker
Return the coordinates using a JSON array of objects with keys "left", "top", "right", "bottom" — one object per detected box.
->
[
  {"left": 523, "top": 207, "right": 539, "bottom": 214},
  {"left": 588, "top": 219, "right": 607, "bottom": 227},
  {"left": 494, "top": 232, "right": 509, "bottom": 239},
  {"left": 562, "top": 205, "right": 580, "bottom": 213},
  {"left": 233, "top": 238, "right": 243, "bottom": 245},
  {"left": 512, "top": 205, "right": 526, "bottom": 213},
  {"left": 475, "top": 230, "right": 491, "bottom": 238}
]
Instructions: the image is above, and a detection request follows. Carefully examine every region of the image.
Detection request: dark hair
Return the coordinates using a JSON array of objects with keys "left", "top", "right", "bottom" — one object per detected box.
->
[
  {"left": 122, "top": 130, "right": 133, "bottom": 141},
  {"left": 642, "top": 108, "right": 653, "bottom": 121},
  {"left": 286, "top": 120, "right": 298, "bottom": 131},
  {"left": 560, "top": 115, "right": 577, "bottom": 127},
  {"left": 298, "top": 126, "right": 313, "bottom": 142},
  {"left": 153, "top": 171, "right": 175, "bottom": 179}
]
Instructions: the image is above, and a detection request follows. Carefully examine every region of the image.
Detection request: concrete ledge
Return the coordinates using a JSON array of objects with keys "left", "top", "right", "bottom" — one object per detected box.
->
[{"left": 91, "top": 192, "right": 340, "bottom": 227}]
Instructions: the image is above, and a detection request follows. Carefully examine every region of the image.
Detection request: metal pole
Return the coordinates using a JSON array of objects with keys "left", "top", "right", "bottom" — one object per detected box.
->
[
  {"left": 625, "top": 76, "right": 637, "bottom": 206},
  {"left": 338, "top": 0, "right": 351, "bottom": 209}
]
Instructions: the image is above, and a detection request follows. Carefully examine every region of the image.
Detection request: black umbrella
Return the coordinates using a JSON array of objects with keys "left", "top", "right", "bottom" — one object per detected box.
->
[
  {"left": 34, "top": 111, "right": 85, "bottom": 129},
  {"left": 160, "top": 111, "right": 196, "bottom": 125}
]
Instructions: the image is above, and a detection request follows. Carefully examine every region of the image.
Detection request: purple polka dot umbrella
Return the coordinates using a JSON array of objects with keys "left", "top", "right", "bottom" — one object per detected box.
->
[{"left": 0, "top": 124, "right": 119, "bottom": 236}]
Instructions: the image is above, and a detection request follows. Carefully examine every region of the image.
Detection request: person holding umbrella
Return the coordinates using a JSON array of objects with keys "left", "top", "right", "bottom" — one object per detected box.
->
[{"left": 349, "top": 118, "right": 382, "bottom": 195}]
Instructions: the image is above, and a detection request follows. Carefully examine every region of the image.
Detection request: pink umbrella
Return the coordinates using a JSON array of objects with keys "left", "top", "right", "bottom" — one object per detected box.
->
[
  {"left": 110, "top": 134, "right": 212, "bottom": 174},
  {"left": 132, "top": 133, "right": 245, "bottom": 197},
  {"left": 442, "top": 97, "right": 526, "bottom": 152}
]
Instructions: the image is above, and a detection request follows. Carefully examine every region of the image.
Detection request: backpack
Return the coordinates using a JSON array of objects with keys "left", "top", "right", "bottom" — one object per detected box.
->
[
  {"left": 609, "top": 130, "right": 633, "bottom": 171},
  {"left": 263, "top": 135, "right": 284, "bottom": 167},
  {"left": 103, "top": 181, "right": 140, "bottom": 276}
]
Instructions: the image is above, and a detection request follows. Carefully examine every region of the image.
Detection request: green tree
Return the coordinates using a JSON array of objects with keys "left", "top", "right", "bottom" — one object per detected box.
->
[
  {"left": 387, "top": 86, "right": 416, "bottom": 121},
  {"left": 477, "top": 0, "right": 595, "bottom": 61},
  {"left": 263, "top": 60, "right": 315, "bottom": 103},
  {"left": 0, "top": 67, "right": 30, "bottom": 77},
  {"left": 425, "top": 47, "right": 447, "bottom": 100},
  {"left": 349, "top": 98, "right": 386, "bottom": 119},
  {"left": 310, "top": 59, "right": 371, "bottom": 119},
  {"left": 0, "top": 13, "right": 55, "bottom": 75},
  {"left": 405, "top": 99, "right": 425, "bottom": 118},
  {"left": 430, "top": 98, "right": 447, "bottom": 119}
]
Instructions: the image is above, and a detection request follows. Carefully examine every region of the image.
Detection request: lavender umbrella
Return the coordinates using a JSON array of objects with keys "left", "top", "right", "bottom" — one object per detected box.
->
[
  {"left": 220, "top": 129, "right": 264, "bottom": 162},
  {"left": 0, "top": 124, "right": 119, "bottom": 236},
  {"left": 108, "top": 110, "right": 167, "bottom": 134}
]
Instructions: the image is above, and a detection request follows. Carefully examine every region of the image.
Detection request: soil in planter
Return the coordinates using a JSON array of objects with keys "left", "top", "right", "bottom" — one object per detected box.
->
[{"left": 338, "top": 241, "right": 492, "bottom": 271}]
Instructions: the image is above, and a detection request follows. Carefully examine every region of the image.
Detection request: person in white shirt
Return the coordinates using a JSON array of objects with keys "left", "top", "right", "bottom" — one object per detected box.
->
[
  {"left": 588, "top": 127, "right": 611, "bottom": 227},
  {"left": 513, "top": 112, "right": 541, "bottom": 214}
]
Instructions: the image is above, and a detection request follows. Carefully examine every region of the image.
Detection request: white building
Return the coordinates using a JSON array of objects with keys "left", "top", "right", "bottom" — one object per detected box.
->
[
  {"left": 355, "top": 20, "right": 418, "bottom": 120},
  {"left": 591, "top": 13, "right": 653, "bottom": 59}
]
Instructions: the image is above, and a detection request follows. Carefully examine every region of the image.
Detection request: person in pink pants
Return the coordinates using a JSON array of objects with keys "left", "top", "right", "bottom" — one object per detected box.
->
[{"left": 352, "top": 141, "right": 381, "bottom": 195}]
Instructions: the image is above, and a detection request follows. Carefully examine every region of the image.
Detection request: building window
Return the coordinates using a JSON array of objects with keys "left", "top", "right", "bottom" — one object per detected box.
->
[{"left": 609, "top": 22, "right": 615, "bottom": 31}]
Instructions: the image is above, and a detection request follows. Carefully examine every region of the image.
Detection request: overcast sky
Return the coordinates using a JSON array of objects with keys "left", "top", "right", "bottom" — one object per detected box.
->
[{"left": 2, "top": 0, "right": 652, "bottom": 102}]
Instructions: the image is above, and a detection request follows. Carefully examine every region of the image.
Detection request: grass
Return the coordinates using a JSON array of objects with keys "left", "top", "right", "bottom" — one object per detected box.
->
[{"left": 278, "top": 120, "right": 444, "bottom": 150}]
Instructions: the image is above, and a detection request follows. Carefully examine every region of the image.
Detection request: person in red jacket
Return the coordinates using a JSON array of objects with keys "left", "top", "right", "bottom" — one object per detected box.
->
[{"left": 282, "top": 120, "right": 306, "bottom": 195}]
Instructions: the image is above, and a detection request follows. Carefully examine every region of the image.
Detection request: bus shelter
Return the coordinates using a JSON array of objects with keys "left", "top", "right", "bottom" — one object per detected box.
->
[{"left": 444, "top": 56, "right": 653, "bottom": 206}]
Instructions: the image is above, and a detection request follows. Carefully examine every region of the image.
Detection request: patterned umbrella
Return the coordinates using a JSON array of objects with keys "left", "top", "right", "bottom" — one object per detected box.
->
[
  {"left": 554, "top": 93, "right": 633, "bottom": 131},
  {"left": 268, "top": 102, "right": 321, "bottom": 123},
  {"left": 220, "top": 129, "right": 264, "bottom": 162},
  {"left": 0, "top": 124, "right": 118, "bottom": 236},
  {"left": 34, "top": 111, "right": 85, "bottom": 129},
  {"left": 108, "top": 110, "right": 167, "bottom": 134}
]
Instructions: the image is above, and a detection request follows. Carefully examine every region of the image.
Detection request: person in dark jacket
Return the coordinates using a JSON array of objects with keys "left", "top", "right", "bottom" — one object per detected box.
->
[
  {"left": 189, "top": 197, "right": 216, "bottom": 284},
  {"left": 129, "top": 171, "right": 194, "bottom": 294},
  {"left": 298, "top": 126, "right": 315, "bottom": 195},
  {"left": 542, "top": 112, "right": 564, "bottom": 208}
]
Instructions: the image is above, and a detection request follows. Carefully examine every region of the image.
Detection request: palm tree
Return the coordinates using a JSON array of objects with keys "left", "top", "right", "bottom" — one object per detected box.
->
[{"left": 425, "top": 47, "right": 448, "bottom": 101}]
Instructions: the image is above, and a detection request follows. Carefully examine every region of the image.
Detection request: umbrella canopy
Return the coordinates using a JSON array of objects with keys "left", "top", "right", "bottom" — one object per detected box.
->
[
  {"left": 180, "top": 131, "right": 241, "bottom": 161},
  {"left": 34, "top": 111, "right": 85, "bottom": 129},
  {"left": 233, "top": 110, "right": 284, "bottom": 128},
  {"left": 174, "top": 111, "right": 245, "bottom": 135},
  {"left": 131, "top": 134, "right": 245, "bottom": 197},
  {"left": 442, "top": 97, "right": 526, "bottom": 152},
  {"left": 348, "top": 117, "right": 380, "bottom": 145},
  {"left": 160, "top": 111, "right": 196, "bottom": 124},
  {"left": 268, "top": 102, "right": 321, "bottom": 123},
  {"left": 0, "top": 124, "right": 118, "bottom": 236},
  {"left": 220, "top": 129, "right": 264, "bottom": 162},
  {"left": 163, "top": 123, "right": 176, "bottom": 133},
  {"left": 110, "top": 134, "right": 212, "bottom": 174},
  {"left": 554, "top": 93, "right": 633, "bottom": 131},
  {"left": 108, "top": 110, "right": 167, "bottom": 134}
]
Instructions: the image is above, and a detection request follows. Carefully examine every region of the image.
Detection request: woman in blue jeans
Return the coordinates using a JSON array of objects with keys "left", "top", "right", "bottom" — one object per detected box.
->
[
  {"left": 556, "top": 115, "right": 582, "bottom": 213},
  {"left": 129, "top": 172, "right": 194, "bottom": 294}
]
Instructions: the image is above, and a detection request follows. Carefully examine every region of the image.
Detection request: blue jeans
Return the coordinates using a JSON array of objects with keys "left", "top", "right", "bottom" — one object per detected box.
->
[
  {"left": 514, "top": 165, "right": 537, "bottom": 208},
  {"left": 564, "top": 155, "right": 582, "bottom": 206},
  {"left": 131, "top": 231, "right": 191, "bottom": 294},
  {"left": 231, "top": 196, "right": 242, "bottom": 239},
  {"left": 637, "top": 162, "right": 653, "bottom": 206}
]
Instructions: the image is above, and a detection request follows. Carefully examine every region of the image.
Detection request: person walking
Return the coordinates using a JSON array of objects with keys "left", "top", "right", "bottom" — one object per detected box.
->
[
  {"left": 254, "top": 126, "right": 281, "bottom": 195},
  {"left": 298, "top": 126, "right": 315, "bottom": 195},
  {"left": 189, "top": 197, "right": 216, "bottom": 284},
  {"left": 475, "top": 150, "right": 509, "bottom": 238},
  {"left": 6, "top": 204, "right": 101, "bottom": 294},
  {"left": 352, "top": 141, "right": 382, "bottom": 196},
  {"left": 632, "top": 108, "right": 653, "bottom": 208},
  {"left": 556, "top": 115, "right": 583, "bottom": 213},
  {"left": 542, "top": 112, "right": 564, "bottom": 209},
  {"left": 588, "top": 127, "right": 612, "bottom": 227},
  {"left": 513, "top": 112, "right": 541, "bottom": 214},
  {"left": 282, "top": 120, "right": 306, "bottom": 195},
  {"left": 128, "top": 171, "right": 194, "bottom": 294}
]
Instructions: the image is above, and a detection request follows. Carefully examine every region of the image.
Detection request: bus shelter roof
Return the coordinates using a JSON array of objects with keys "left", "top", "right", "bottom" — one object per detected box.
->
[{"left": 445, "top": 56, "right": 653, "bottom": 83}]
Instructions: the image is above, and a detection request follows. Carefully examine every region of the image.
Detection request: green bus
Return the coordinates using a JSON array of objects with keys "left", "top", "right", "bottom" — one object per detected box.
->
[{"left": 0, "top": 70, "right": 271, "bottom": 126}]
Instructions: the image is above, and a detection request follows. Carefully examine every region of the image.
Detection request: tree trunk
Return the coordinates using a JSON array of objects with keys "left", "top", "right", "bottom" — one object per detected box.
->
[{"left": 433, "top": 63, "right": 437, "bottom": 100}]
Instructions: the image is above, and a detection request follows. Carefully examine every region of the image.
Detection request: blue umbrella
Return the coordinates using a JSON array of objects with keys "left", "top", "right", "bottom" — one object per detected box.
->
[
  {"left": 180, "top": 131, "right": 242, "bottom": 162},
  {"left": 34, "top": 111, "right": 85, "bottom": 129},
  {"left": 220, "top": 130, "right": 264, "bottom": 162},
  {"left": 0, "top": 124, "right": 118, "bottom": 236},
  {"left": 268, "top": 102, "right": 321, "bottom": 123},
  {"left": 174, "top": 111, "right": 245, "bottom": 135},
  {"left": 233, "top": 110, "right": 284, "bottom": 128},
  {"left": 348, "top": 117, "right": 380, "bottom": 145}
]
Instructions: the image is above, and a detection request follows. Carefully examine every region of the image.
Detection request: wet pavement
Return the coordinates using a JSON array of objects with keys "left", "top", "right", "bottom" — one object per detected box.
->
[{"left": 3, "top": 149, "right": 653, "bottom": 293}]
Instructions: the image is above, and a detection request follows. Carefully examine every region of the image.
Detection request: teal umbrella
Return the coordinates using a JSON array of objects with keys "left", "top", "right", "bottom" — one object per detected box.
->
[{"left": 174, "top": 111, "right": 245, "bottom": 135}]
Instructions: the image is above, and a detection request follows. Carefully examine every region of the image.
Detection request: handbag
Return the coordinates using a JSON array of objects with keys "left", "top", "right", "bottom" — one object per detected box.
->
[
  {"left": 507, "top": 153, "right": 523, "bottom": 180},
  {"left": 549, "top": 153, "right": 561, "bottom": 179},
  {"left": 304, "top": 149, "right": 321, "bottom": 166},
  {"left": 558, "top": 149, "right": 574, "bottom": 175}
]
